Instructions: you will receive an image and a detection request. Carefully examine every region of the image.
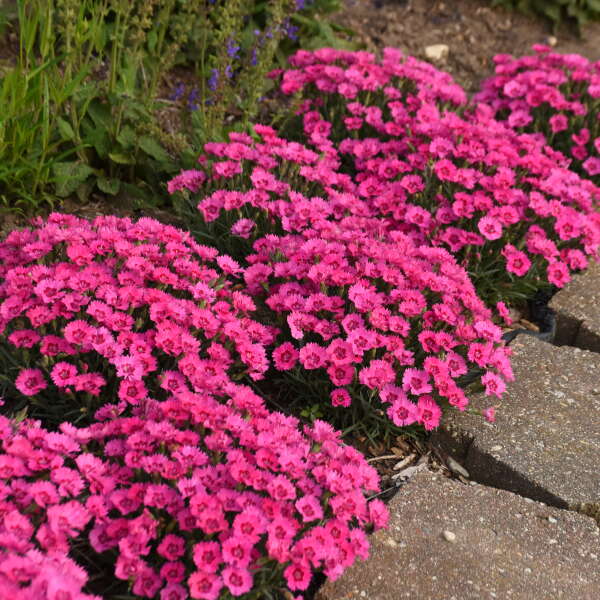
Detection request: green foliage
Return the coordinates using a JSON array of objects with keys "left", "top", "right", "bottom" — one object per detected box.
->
[
  {"left": 183, "top": 0, "right": 350, "bottom": 147},
  {"left": 0, "top": 0, "right": 350, "bottom": 215},
  {"left": 0, "top": 0, "right": 201, "bottom": 212},
  {"left": 492, "top": 0, "right": 600, "bottom": 30}
]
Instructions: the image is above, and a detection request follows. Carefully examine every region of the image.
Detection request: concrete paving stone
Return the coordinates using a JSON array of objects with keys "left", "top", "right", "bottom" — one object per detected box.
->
[
  {"left": 433, "top": 336, "right": 600, "bottom": 522},
  {"left": 550, "top": 261, "right": 600, "bottom": 352},
  {"left": 316, "top": 470, "right": 600, "bottom": 600}
]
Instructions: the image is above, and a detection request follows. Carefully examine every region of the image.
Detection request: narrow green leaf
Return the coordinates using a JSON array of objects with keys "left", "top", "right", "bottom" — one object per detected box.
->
[{"left": 57, "top": 117, "right": 75, "bottom": 141}]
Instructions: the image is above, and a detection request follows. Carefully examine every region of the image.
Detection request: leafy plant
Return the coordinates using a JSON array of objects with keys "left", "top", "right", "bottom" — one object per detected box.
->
[{"left": 0, "top": 0, "right": 350, "bottom": 215}]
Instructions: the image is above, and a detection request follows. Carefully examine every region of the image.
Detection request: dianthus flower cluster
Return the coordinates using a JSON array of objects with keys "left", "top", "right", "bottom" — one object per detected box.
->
[
  {"left": 194, "top": 127, "right": 356, "bottom": 241},
  {"left": 271, "top": 49, "right": 600, "bottom": 301},
  {"left": 170, "top": 123, "right": 513, "bottom": 427},
  {"left": 476, "top": 44, "right": 600, "bottom": 184},
  {"left": 78, "top": 386, "right": 385, "bottom": 598},
  {"left": 0, "top": 414, "right": 98, "bottom": 600},
  {"left": 278, "top": 46, "right": 466, "bottom": 110},
  {"left": 246, "top": 222, "right": 512, "bottom": 428},
  {"left": 0, "top": 213, "right": 275, "bottom": 422},
  {"left": 0, "top": 385, "right": 387, "bottom": 599},
  {"left": 8, "top": 43, "right": 600, "bottom": 599},
  {"left": 0, "top": 213, "right": 390, "bottom": 597}
]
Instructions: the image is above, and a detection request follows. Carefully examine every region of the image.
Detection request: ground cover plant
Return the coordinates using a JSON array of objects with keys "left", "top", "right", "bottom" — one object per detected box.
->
[
  {"left": 476, "top": 44, "right": 600, "bottom": 186},
  {"left": 0, "top": 213, "right": 387, "bottom": 599},
  {"left": 270, "top": 48, "right": 600, "bottom": 306},
  {"left": 0, "top": 389, "right": 387, "bottom": 599},
  {"left": 0, "top": 213, "right": 275, "bottom": 426},
  {"left": 2, "top": 18, "right": 600, "bottom": 597},
  {"left": 169, "top": 127, "right": 512, "bottom": 437}
]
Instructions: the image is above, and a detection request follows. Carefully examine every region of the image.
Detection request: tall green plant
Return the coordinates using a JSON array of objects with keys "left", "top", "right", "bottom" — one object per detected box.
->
[
  {"left": 0, "top": 0, "right": 206, "bottom": 212},
  {"left": 0, "top": 0, "right": 350, "bottom": 214}
]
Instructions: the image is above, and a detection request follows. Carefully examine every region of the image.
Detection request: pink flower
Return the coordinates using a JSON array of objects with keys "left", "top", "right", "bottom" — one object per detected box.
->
[
  {"left": 478, "top": 216, "right": 503, "bottom": 241},
  {"left": 549, "top": 114, "right": 568, "bottom": 133},
  {"left": 63, "top": 320, "right": 93, "bottom": 347},
  {"left": 502, "top": 246, "right": 531, "bottom": 277},
  {"left": 386, "top": 397, "right": 418, "bottom": 427},
  {"left": 157, "top": 534, "right": 186, "bottom": 561},
  {"left": 416, "top": 395, "right": 441, "bottom": 430},
  {"left": 330, "top": 388, "right": 351, "bottom": 407},
  {"left": 482, "top": 406, "right": 496, "bottom": 422},
  {"left": 222, "top": 566, "right": 253, "bottom": 596},
  {"left": 15, "top": 368, "right": 47, "bottom": 396},
  {"left": 8, "top": 329, "right": 40, "bottom": 349},
  {"left": 192, "top": 542, "right": 222, "bottom": 573},
  {"left": 113, "top": 355, "right": 145, "bottom": 380},
  {"left": 295, "top": 495, "right": 324, "bottom": 522},
  {"left": 268, "top": 475, "right": 296, "bottom": 501},
  {"left": 222, "top": 537, "right": 253, "bottom": 568},
  {"left": 583, "top": 157, "right": 600, "bottom": 176},
  {"left": 118, "top": 379, "right": 148, "bottom": 404},
  {"left": 401, "top": 368, "right": 432, "bottom": 395},
  {"left": 326, "top": 339, "right": 355, "bottom": 365},
  {"left": 327, "top": 364, "right": 355, "bottom": 386},
  {"left": 481, "top": 371, "right": 506, "bottom": 398},
  {"left": 188, "top": 571, "right": 222, "bottom": 600},
  {"left": 496, "top": 301, "right": 512, "bottom": 325},
  {"left": 160, "top": 583, "right": 188, "bottom": 600},
  {"left": 50, "top": 362, "right": 78, "bottom": 387},
  {"left": 272, "top": 342, "right": 299, "bottom": 370},
  {"left": 167, "top": 169, "right": 207, "bottom": 194},
  {"left": 230, "top": 219, "right": 256, "bottom": 238},
  {"left": 298, "top": 343, "right": 327, "bottom": 370},
  {"left": 358, "top": 360, "right": 395, "bottom": 390},
  {"left": 547, "top": 261, "right": 571, "bottom": 287},
  {"left": 284, "top": 562, "right": 312, "bottom": 591},
  {"left": 368, "top": 498, "right": 389, "bottom": 530}
]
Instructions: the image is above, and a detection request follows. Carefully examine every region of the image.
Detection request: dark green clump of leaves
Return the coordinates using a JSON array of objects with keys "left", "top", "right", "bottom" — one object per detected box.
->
[{"left": 492, "top": 0, "right": 600, "bottom": 30}]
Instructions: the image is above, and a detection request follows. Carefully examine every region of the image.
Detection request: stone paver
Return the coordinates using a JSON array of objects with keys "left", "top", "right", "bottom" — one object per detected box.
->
[
  {"left": 317, "top": 470, "right": 600, "bottom": 600},
  {"left": 433, "top": 336, "right": 600, "bottom": 522},
  {"left": 550, "top": 261, "right": 600, "bottom": 352}
]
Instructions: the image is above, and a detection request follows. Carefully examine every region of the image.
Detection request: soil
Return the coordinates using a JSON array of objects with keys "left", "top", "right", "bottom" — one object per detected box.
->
[{"left": 338, "top": 0, "right": 600, "bottom": 93}]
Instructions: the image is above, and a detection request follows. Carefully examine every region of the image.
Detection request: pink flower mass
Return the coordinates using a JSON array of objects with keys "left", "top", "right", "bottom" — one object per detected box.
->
[{"left": 2, "top": 43, "right": 600, "bottom": 599}]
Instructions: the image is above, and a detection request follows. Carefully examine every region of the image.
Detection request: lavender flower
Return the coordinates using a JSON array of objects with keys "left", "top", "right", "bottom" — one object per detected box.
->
[
  {"left": 208, "top": 69, "right": 219, "bottom": 91},
  {"left": 187, "top": 87, "right": 199, "bottom": 111},
  {"left": 170, "top": 82, "right": 185, "bottom": 101},
  {"left": 226, "top": 37, "right": 240, "bottom": 60}
]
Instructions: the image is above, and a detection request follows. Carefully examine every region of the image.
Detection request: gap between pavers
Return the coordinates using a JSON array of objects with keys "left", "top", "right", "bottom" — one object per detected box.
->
[
  {"left": 433, "top": 335, "right": 600, "bottom": 524},
  {"left": 550, "top": 260, "right": 600, "bottom": 353},
  {"left": 316, "top": 470, "right": 600, "bottom": 600}
]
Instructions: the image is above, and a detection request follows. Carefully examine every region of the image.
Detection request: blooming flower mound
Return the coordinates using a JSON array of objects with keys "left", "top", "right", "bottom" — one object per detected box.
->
[
  {"left": 0, "top": 414, "right": 99, "bottom": 600},
  {"left": 279, "top": 46, "right": 466, "bottom": 117},
  {"left": 342, "top": 105, "right": 600, "bottom": 299},
  {"left": 76, "top": 386, "right": 386, "bottom": 598},
  {"left": 6, "top": 44, "right": 600, "bottom": 599},
  {"left": 476, "top": 44, "right": 600, "bottom": 185},
  {"left": 273, "top": 51, "right": 600, "bottom": 304},
  {"left": 169, "top": 124, "right": 512, "bottom": 430},
  {"left": 246, "top": 221, "right": 512, "bottom": 430},
  {"left": 186, "top": 127, "right": 359, "bottom": 244},
  {"left": 0, "top": 213, "right": 275, "bottom": 424}
]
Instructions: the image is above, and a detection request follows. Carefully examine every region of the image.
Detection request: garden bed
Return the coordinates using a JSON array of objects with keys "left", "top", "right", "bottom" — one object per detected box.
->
[{"left": 1, "top": 1, "right": 600, "bottom": 599}]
